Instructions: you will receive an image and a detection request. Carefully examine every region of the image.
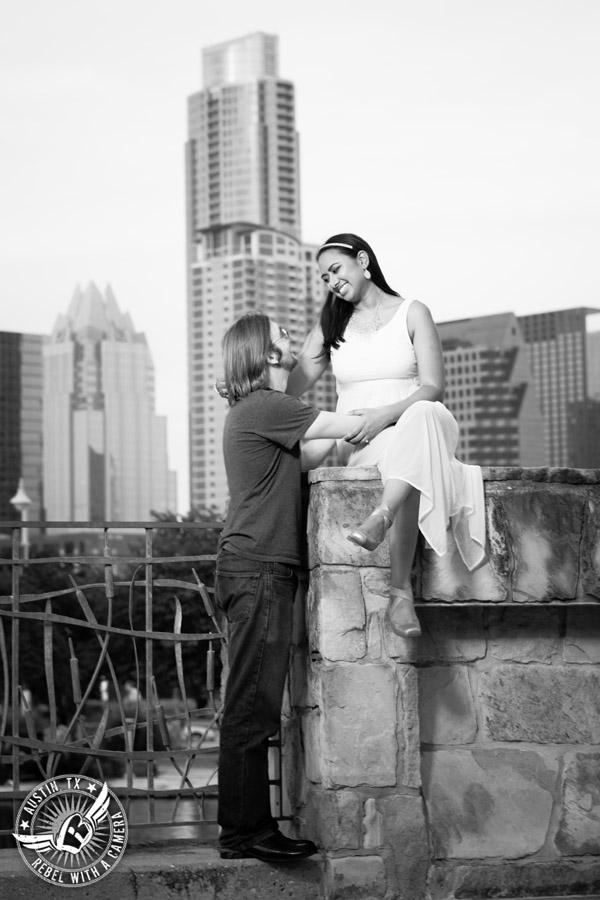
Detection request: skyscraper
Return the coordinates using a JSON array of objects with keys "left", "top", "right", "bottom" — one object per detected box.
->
[
  {"left": 438, "top": 313, "right": 547, "bottom": 466},
  {"left": 187, "top": 33, "right": 300, "bottom": 241},
  {"left": 0, "top": 331, "right": 43, "bottom": 525},
  {"left": 518, "top": 308, "right": 600, "bottom": 467},
  {"left": 43, "top": 283, "right": 174, "bottom": 521},
  {"left": 186, "top": 33, "right": 334, "bottom": 513}
]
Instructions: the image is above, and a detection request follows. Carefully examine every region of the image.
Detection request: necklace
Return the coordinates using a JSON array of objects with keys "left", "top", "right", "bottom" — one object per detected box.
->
[{"left": 346, "top": 298, "right": 383, "bottom": 338}]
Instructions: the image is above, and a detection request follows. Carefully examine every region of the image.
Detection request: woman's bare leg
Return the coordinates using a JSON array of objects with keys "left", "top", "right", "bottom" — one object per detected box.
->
[
  {"left": 386, "top": 484, "right": 420, "bottom": 590},
  {"left": 349, "top": 478, "right": 422, "bottom": 636},
  {"left": 384, "top": 487, "right": 421, "bottom": 634}
]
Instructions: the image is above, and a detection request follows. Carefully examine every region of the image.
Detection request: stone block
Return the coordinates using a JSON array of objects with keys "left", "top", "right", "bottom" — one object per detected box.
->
[
  {"left": 480, "top": 664, "right": 600, "bottom": 743},
  {"left": 302, "top": 786, "right": 363, "bottom": 851},
  {"left": 416, "top": 607, "right": 486, "bottom": 663},
  {"left": 396, "top": 665, "right": 422, "bottom": 788},
  {"left": 378, "top": 795, "right": 429, "bottom": 899},
  {"left": 556, "top": 752, "right": 600, "bottom": 855},
  {"left": 418, "top": 666, "right": 477, "bottom": 745},
  {"left": 487, "top": 484, "right": 584, "bottom": 601},
  {"left": 361, "top": 568, "right": 390, "bottom": 613},
  {"left": 487, "top": 607, "right": 561, "bottom": 663},
  {"left": 308, "top": 475, "right": 388, "bottom": 568},
  {"left": 323, "top": 855, "right": 386, "bottom": 899},
  {"left": 565, "top": 607, "right": 600, "bottom": 663},
  {"left": 308, "top": 567, "right": 366, "bottom": 662},
  {"left": 483, "top": 467, "right": 600, "bottom": 483},
  {"left": 421, "top": 748, "right": 558, "bottom": 858},
  {"left": 582, "top": 491, "right": 600, "bottom": 598},
  {"left": 306, "top": 656, "right": 325, "bottom": 708},
  {"left": 362, "top": 568, "right": 419, "bottom": 663},
  {"left": 301, "top": 708, "right": 322, "bottom": 785},
  {"left": 421, "top": 537, "right": 507, "bottom": 602},
  {"left": 366, "top": 611, "right": 383, "bottom": 660},
  {"left": 429, "top": 859, "right": 600, "bottom": 900},
  {"left": 362, "top": 797, "right": 384, "bottom": 849},
  {"left": 319, "top": 664, "right": 398, "bottom": 787},
  {"left": 483, "top": 488, "right": 512, "bottom": 582}
]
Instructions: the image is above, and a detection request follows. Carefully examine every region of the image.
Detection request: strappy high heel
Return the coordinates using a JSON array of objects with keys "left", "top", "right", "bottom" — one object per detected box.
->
[
  {"left": 385, "top": 587, "right": 421, "bottom": 638},
  {"left": 347, "top": 505, "right": 395, "bottom": 551}
]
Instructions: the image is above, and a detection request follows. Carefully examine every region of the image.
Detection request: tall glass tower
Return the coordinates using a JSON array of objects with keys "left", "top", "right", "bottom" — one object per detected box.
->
[
  {"left": 186, "top": 33, "right": 334, "bottom": 514},
  {"left": 187, "top": 33, "right": 301, "bottom": 241},
  {"left": 43, "top": 283, "right": 174, "bottom": 521}
]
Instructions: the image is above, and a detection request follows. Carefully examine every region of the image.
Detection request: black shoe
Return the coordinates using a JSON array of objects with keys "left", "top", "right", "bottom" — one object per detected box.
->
[{"left": 219, "top": 832, "right": 318, "bottom": 862}]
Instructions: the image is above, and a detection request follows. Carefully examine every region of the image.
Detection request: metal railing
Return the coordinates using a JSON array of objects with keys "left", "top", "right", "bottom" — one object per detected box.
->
[{"left": 0, "top": 520, "right": 286, "bottom": 847}]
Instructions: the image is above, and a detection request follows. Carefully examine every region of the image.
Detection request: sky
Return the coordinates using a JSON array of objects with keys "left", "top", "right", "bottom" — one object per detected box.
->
[{"left": 1, "top": 0, "right": 598, "bottom": 512}]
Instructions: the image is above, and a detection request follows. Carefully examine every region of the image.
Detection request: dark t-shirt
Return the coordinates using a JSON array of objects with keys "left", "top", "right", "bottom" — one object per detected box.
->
[{"left": 219, "top": 389, "right": 320, "bottom": 565}]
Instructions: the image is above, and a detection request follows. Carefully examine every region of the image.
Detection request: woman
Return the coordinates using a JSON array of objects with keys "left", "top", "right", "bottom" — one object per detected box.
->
[{"left": 286, "top": 233, "right": 486, "bottom": 638}]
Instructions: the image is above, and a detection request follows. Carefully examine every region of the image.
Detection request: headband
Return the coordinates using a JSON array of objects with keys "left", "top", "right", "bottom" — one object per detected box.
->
[{"left": 318, "top": 242, "right": 354, "bottom": 251}]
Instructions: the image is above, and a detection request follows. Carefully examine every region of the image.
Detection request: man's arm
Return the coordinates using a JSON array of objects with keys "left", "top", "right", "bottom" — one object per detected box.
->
[
  {"left": 303, "top": 411, "right": 360, "bottom": 441},
  {"left": 300, "top": 411, "right": 359, "bottom": 472}
]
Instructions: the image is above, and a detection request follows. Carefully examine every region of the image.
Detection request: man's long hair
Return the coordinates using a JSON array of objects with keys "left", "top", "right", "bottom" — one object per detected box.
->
[{"left": 222, "top": 313, "right": 275, "bottom": 405}]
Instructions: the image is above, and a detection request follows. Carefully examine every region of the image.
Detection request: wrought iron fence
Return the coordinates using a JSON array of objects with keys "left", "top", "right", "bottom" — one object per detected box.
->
[{"left": 0, "top": 520, "right": 286, "bottom": 847}]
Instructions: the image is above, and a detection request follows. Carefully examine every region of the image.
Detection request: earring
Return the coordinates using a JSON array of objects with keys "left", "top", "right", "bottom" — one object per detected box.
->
[{"left": 363, "top": 268, "right": 371, "bottom": 280}]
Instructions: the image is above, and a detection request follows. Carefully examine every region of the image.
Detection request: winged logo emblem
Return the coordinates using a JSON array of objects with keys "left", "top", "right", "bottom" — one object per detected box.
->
[{"left": 14, "top": 782, "right": 110, "bottom": 855}]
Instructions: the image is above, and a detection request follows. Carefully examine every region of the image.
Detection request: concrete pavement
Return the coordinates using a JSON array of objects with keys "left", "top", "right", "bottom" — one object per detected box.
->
[{"left": 0, "top": 841, "right": 323, "bottom": 899}]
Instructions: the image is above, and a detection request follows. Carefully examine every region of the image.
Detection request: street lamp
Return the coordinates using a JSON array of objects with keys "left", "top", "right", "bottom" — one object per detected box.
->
[{"left": 10, "top": 478, "right": 32, "bottom": 560}]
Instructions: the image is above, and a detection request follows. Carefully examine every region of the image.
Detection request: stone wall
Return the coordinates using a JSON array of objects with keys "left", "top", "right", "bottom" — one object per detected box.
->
[{"left": 284, "top": 467, "right": 600, "bottom": 900}]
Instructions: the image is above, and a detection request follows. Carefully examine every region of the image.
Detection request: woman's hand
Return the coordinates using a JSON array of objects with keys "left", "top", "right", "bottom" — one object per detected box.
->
[
  {"left": 343, "top": 407, "right": 395, "bottom": 444},
  {"left": 214, "top": 375, "right": 228, "bottom": 399}
]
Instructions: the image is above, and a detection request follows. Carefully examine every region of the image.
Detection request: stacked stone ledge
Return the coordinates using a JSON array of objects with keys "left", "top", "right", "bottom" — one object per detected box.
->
[{"left": 283, "top": 466, "right": 600, "bottom": 900}]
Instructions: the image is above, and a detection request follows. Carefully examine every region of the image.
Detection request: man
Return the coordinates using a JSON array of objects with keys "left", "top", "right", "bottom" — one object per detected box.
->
[{"left": 215, "top": 312, "right": 360, "bottom": 862}]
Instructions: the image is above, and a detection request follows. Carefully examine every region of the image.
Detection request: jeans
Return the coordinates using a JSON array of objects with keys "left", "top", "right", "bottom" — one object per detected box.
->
[{"left": 215, "top": 550, "right": 298, "bottom": 849}]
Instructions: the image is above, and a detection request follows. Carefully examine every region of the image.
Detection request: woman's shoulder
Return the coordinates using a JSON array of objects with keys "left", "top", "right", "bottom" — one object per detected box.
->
[
  {"left": 404, "top": 298, "right": 438, "bottom": 341},
  {"left": 404, "top": 298, "right": 433, "bottom": 323},
  {"left": 381, "top": 295, "right": 425, "bottom": 328},
  {"left": 382, "top": 294, "right": 430, "bottom": 314},
  {"left": 378, "top": 294, "right": 405, "bottom": 324}
]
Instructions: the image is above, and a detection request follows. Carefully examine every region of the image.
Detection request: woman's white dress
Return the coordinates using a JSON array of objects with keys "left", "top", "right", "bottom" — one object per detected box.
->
[{"left": 330, "top": 298, "right": 486, "bottom": 571}]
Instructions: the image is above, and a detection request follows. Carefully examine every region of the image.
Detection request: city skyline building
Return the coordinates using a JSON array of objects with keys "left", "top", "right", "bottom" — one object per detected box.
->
[
  {"left": 189, "top": 32, "right": 301, "bottom": 241},
  {"left": 517, "top": 307, "right": 600, "bottom": 467},
  {"left": 0, "top": 330, "right": 44, "bottom": 526},
  {"left": 581, "top": 328, "right": 600, "bottom": 467},
  {"left": 43, "top": 283, "right": 175, "bottom": 522},
  {"left": 438, "top": 312, "right": 547, "bottom": 467},
  {"left": 185, "top": 32, "right": 334, "bottom": 513}
]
